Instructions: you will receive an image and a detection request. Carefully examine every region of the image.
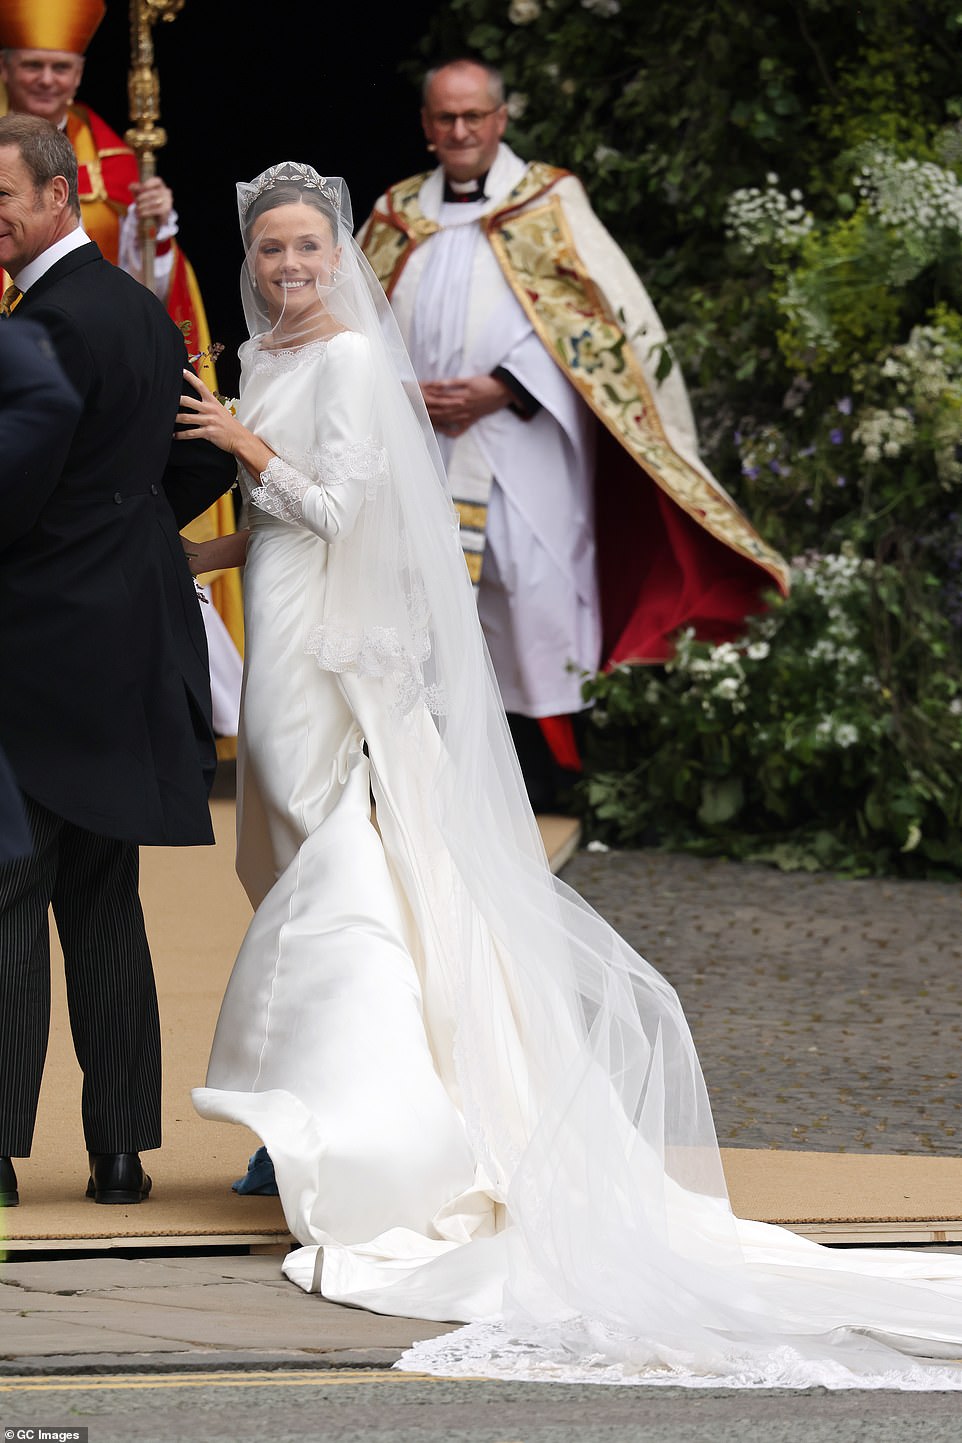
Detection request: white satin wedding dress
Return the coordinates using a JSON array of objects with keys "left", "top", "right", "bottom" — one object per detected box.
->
[
  {"left": 194, "top": 331, "right": 962, "bottom": 1391},
  {"left": 193, "top": 333, "right": 505, "bottom": 1311}
]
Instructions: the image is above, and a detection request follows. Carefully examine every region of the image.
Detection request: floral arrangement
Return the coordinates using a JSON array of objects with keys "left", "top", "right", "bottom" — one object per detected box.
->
[
  {"left": 605, "top": 133, "right": 962, "bottom": 874},
  {"left": 581, "top": 549, "right": 962, "bottom": 875}
]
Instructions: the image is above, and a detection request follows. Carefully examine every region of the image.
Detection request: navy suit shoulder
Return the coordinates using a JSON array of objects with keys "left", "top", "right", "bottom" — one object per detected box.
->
[{"left": 0, "top": 319, "right": 81, "bottom": 539}]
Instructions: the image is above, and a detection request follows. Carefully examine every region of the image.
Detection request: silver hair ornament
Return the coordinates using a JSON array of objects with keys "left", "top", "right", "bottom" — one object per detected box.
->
[{"left": 243, "top": 162, "right": 341, "bottom": 215}]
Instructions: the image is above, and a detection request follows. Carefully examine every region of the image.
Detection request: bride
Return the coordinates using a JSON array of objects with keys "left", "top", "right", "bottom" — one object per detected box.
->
[{"left": 181, "top": 161, "right": 962, "bottom": 1389}]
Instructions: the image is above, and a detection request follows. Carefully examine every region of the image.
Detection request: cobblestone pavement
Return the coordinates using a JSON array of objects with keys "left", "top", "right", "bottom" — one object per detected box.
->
[{"left": 560, "top": 848, "right": 962, "bottom": 1154}]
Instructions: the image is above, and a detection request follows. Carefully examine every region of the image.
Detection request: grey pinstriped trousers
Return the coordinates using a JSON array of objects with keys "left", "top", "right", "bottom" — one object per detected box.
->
[{"left": 0, "top": 794, "right": 162, "bottom": 1157}]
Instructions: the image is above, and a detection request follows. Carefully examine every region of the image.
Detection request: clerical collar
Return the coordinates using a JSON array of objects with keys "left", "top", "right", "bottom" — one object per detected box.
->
[{"left": 442, "top": 173, "right": 489, "bottom": 204}]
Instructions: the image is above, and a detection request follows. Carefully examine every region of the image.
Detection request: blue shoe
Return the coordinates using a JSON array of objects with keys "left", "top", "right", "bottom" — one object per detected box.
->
[{"left": 232, "top": 1145, "right": 278, "bottom": 1196}]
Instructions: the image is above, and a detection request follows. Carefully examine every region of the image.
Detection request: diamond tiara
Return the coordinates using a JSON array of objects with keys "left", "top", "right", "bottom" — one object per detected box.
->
[{"left": 243, "top": 162, "right": 341, "bottom": 215}]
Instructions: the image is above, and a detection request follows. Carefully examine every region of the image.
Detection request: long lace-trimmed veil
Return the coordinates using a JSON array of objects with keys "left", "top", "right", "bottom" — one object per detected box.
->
[{"left": 234, "top": 163, "right": 962, "bottom": 1389}]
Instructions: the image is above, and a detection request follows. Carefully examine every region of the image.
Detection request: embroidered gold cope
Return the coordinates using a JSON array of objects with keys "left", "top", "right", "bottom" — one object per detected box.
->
[{"left": 361, "top": 164, "right": 790, "bottom": 597}]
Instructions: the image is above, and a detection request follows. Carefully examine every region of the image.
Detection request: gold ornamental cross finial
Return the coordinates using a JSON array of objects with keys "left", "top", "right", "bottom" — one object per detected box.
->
[{"left": 126, "top": 0, "right": 186, "bottom": 291}]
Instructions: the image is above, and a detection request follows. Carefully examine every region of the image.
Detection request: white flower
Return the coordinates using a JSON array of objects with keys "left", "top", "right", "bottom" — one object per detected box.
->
[
  {"left": 873, "top": 325, "right": 962, "bottom": 483},
  {"left": 816, "top": 718, "right": 859, "bottom": 748},
  {"left": 950, "top": 698, "right": 962, "bottom": 716},
  {"left": 506, "top": 90, "right": 528, "bottom": 119},
  {"left": 581, "top": 0, "right": 621, "bottom": 11},
  {"left": 855, "top": 144, "right": 962, "bottom": 244},
  {"left": 725, "top": 179, "right": 813, "bottom": 255},
  {"left": 746, "top": 641, "right": 770, "bottom": 661},
  {"left": 508, "top": 0, "right": 541, "bottom": 23},
  {"left": 853, "top": 406, "right": 916, "bottom": 464},
  {"left": 714, "top": 676, "right": 741, "bottom": 700}
]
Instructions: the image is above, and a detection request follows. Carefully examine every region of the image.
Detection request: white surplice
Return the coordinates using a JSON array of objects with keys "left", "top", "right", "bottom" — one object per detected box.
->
[
  {"left": 197, "top": 587, "right": 243, "bottom": 738},
  {"left": 391, "top": 149, "right": 600, "bottom": 717}
]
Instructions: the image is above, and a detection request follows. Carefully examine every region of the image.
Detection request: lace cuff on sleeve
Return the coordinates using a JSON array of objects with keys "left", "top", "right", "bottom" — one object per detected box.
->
[
  {"left": 250, "top": 441, "right": 388, "bottom": 528},
  {"left": 250, "top": 456, "right": 311, "bottom": 523}
]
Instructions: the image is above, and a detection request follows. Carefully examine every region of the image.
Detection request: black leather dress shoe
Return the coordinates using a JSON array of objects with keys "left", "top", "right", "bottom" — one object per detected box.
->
[
  {"left": 0, "top": 1155, "right": 18, "bottom": 1207},
  {"left": 86, "top": 1152, "right": 152, "bottom": 1204}
]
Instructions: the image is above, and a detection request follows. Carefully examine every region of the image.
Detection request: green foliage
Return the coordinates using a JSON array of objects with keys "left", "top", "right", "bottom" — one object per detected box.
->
[
  {"left": 580, "top": 555, "right": 962, "bottom": 876},
  {"left": 415, "top": 0, "right": 962, "bottom": 874},
  {"left": 416, "top": 0, "right": 962, "bottom": 313},
  {"left": 776, "top": 211, "right": 905, "bottom": 373}
]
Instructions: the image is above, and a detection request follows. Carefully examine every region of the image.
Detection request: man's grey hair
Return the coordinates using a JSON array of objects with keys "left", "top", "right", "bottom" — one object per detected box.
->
[
  {"left": 422, "top": 59, "right": 505, "bottom": 108},
  {"left": 0, "top": 113, "right": 81, "bottom": 215}
]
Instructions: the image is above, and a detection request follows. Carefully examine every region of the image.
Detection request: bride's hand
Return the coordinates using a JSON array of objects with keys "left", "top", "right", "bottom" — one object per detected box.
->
[
  {"left": 176, "top": 370, "right": 247, "bottom": 455},
  {"left": 181, "top": 536, "right": 212, "bottom": 576}
]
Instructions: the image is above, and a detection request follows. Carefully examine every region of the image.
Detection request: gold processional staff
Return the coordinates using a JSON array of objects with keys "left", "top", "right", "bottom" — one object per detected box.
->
[{"left": 126, "top": 0, "right": 184, "bottom": 294}]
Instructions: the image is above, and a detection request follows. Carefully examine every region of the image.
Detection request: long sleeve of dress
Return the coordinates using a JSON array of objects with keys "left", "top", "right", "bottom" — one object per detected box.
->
[{"left": 250, "top": 333, "right": 385, "bottom": 544}]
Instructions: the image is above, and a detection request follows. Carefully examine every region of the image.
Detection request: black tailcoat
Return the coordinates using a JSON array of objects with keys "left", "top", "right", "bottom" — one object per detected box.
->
[{"left": 0, "top": 242, "right": 236, "bottom": 845}]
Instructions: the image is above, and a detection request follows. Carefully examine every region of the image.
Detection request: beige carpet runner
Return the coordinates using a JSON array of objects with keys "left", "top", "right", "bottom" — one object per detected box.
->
[{"left": 3, "top": 801, "right": 960, "bottom": 1249}]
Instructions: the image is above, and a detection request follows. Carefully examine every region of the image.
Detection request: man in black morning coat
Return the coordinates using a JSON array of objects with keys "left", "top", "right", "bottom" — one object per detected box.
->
[{"left": 0, "top": 114, "right": 236, "bottom": 1208}]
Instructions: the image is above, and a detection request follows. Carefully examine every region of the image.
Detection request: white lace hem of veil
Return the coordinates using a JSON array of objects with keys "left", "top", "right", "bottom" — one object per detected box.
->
[
  {"left": 395, "top": 1319, "right": 962, "bottom": 1390},
  {"left": 306, "top": 613, "right": 448, "bottom": 717}
]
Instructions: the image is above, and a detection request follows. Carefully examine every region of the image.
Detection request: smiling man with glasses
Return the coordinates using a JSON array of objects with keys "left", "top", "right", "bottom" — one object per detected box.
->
[{"left": 360, "top": 57, "right": 788, "bottom": 812}]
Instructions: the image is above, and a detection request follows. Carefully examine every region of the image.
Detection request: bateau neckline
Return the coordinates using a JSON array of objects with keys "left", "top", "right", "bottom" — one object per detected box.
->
[{"left": 254, "top": 329, "right": 352, "bottom": 356}]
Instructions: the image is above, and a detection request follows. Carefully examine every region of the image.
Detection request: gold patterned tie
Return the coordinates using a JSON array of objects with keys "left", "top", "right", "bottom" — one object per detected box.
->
[{"left": 0, "top": 283, "right": 22, "bottom": 317}]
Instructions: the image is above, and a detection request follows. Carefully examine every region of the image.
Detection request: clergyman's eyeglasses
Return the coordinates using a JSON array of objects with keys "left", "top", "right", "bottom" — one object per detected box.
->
[{"left": 429, "top": 106, "right": 502, "bottom": 132}]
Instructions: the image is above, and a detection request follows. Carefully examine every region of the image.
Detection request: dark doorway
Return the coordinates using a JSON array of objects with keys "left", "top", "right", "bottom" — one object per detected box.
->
[{"left": 83, "top": 1, "right": 438, "bottom": 390}]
